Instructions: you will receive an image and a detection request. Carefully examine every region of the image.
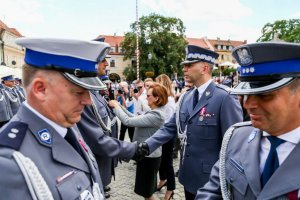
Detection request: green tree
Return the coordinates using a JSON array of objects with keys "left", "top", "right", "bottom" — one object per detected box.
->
[
  {"left": 121, "top": 13, "right": 187, "bottom": 80},
  {"left": 257, "top": 19, "right": 300, "bottom": 42}
]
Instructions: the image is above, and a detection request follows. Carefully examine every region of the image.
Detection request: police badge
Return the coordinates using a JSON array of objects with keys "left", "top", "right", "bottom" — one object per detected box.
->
[{"left": 235, "top": 47, "right": 253, "bottom": 66}]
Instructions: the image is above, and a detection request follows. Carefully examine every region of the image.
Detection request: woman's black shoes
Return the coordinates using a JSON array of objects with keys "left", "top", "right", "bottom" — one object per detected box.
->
[{"left": 157, "top": 181, "right": 167, "bottom": 191}]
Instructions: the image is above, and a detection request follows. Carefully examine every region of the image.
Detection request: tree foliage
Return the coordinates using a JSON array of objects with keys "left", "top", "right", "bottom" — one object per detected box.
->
[
  {"left": 257, "top": 19, "right": 300, "bottom": 42},
  {"left": 121, "top": 13, "right": 187, "bottom": 80}
]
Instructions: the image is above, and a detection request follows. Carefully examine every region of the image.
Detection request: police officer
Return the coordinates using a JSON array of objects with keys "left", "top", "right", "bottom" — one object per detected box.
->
[
  {"left": 77, "top": 37, "right": 136, "bottom": 199},
  {"left": 196, "top": 42, "right": 300, "bottom": 200},
  {"left": 0, "top": 37, "right": 111, "bottom": 199},
  {"left": 1, "top": 75, "right": 22, "bottom": 115},
  {"left": 14, "top": 77, "right": 26, "bottom": 102},
  {"left": 0, "top": 82, "right": 12, "bottom": 127},
  {"left": 138, "top": 45, "right": 243, "bottom": 199}
]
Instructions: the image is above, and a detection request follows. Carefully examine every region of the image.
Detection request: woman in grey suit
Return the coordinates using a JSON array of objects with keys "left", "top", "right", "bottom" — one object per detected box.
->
[{"left": 109, "top": 82, "right": 168, "bottom": 200}]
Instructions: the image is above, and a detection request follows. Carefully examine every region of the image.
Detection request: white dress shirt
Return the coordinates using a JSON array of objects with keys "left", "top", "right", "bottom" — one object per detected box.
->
[
  {"left": 24, "top": 101, "right": 67, "bottom": 138},
  {"left": 195, "top": 79, "right": 213, "bottom": 100},
  {"left": 259, "top": 126, "right": 300, "bottom": 173}
]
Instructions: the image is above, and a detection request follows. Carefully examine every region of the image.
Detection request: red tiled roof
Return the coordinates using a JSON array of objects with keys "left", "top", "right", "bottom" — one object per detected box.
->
[
  {"left": 186, "top": 37, "right": 209, "bottom": 49},
  {"left": 0, "top": 20, "right": 23, "bottom": 37},
  {"left": 208, "top": 39, "right": 247, "bottom": 50},
  {"left": 96, "top": 34, "right": 247, "bottom": 53},
  {"left": 9, "top": 28, "right": 22, "bottom": 37},
  {"left": 0, "top": 20, "right": 9, "bottom": 30},
  {"left": 96, "top": 35, "right": 124, "bottom": 46}
]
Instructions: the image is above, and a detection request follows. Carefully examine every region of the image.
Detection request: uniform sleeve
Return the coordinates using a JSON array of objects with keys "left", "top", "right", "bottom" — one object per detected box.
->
[
  {"left": 78, "top": 106, "right": 136, "bottom": 159},
  {"left": 145, "top": 112, "right": 178, "bottom": 153},
  {"left": 114, "top": 107, "right": 163, "bottom": 128},
  {"left": 195, "top": 160, "right": 223, "bottom": 200},
  {"left": 0, "top": 150, "right": 32, "bottom": 199},
  {"left": 220, "top": 94, "right": 243, "bottom": 135}
]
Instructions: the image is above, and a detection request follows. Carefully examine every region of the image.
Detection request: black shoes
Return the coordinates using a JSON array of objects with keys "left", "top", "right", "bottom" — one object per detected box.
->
[
  {"left": 157, "top": 181, "right": 167, "bottom": 191},
  {"left": 104, "top": 186, "right": 111, "bottom": 192},
  {"left": 104, "top": 186, "right": 111, "bottom": 198},
  {"left": 105, "top": 192, "right": 110, "bottom": 199}
]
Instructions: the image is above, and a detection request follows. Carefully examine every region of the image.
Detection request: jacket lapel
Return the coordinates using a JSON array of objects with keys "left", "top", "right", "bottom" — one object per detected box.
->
[
  {"left": 189, "top": 82, "right": 215, "bottom": 120},
  {"left": 240, "top": 129, "right": 262, "bottom": 197},
  {"left": 259, "top": 141, "right": 300, "bottom": 199},
  {"left": 51, "top": 133, "right": 90, "bottom": 172},
  {"left": 18, "top": 105, "right": 89, "bottom": 172}
]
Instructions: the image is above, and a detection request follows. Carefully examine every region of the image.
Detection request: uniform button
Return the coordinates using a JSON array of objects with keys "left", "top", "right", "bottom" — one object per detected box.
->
[
  {"left": 77, "top": 185, "right": 82, "bottom": 191},
  {"left": 186, "top": 154, "right": 190, "bottom": 157},
  {"left": 230, "top": 177, "right": 234, "bottom": 182},
  {"left": 187, "top": 143, "right": 190, "bottom": 146}
]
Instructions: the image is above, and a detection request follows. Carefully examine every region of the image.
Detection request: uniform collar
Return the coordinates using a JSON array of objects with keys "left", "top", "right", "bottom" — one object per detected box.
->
[
  {"left": 262, "top": 126, "right": 300, "bottom": 145},
  {"left": 195, "top": 79, "right": 212, "bottom": 99},
  {"left": 23, "top": 101, "right": 67, "bottom": 138}
]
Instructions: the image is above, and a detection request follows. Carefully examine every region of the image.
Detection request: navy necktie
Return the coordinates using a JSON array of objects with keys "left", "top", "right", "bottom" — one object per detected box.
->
[
  {"left": 65, "top": 128, "right": 83, "bottom": 157},
  {"left": 260, "top": 136, "right": 285, "bottom": 187},
  {"left": 193, "top": 89, "right": 199, "bottom": 109}
]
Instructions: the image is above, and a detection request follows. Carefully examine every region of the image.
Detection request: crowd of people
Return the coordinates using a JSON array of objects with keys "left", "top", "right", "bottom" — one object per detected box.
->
[{"left": 0, "top": 37, "right": 300, "bottom": 200}]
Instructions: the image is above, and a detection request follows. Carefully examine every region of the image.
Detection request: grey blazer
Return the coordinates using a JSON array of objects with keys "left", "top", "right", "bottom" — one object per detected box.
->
[
  {"left": 0, "top": 104, "right": 104, "bottom": 199},
  {"left": 145, "top": 82, "right": 243, "bottom": 194},
  {"left": 114, "top": 105, "right": 165, "bottom": 158},
  {"left": 196, "top": 124, "right": 300, "bottom": 200}
]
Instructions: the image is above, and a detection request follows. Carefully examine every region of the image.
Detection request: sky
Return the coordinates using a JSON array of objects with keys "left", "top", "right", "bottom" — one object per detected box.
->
[{"left": 0, "top": 0, "right": 299, "bottom": 43}]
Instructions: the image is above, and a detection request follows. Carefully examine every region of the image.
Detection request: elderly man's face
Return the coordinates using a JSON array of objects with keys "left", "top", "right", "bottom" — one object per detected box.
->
[
  {"left": 44, "top": 73, "right": 91, "bottom": 127},
  {"left": 243, "top": 86, "right": 300, "bottom": 136}
]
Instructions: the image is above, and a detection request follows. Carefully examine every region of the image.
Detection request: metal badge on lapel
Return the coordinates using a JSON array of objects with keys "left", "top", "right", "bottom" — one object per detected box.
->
[
  {"left": 205, "top": 91, "right": 210, "bottom": 96},
  {"left": 248, "top": 131, "right": 257, "bottom": 143},
  {"left": 199, "top": 116, "right": 204, "bottom": 121},
  {"left": 38, "top": 129, "right": 52, "bottom": 145}
]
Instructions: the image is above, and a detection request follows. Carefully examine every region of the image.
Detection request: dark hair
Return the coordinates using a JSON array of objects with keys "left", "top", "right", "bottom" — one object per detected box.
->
[{"left": 149, "top": 82, "right": 168, "bottom": 107}]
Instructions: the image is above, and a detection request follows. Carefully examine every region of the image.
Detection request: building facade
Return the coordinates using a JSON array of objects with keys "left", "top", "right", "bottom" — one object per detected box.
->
[
  {"left": 0, "top": 20, "right": 24, "bottom": 69},
  {"left": 95, "top": 34, "right": 247, "bottom": 81}
]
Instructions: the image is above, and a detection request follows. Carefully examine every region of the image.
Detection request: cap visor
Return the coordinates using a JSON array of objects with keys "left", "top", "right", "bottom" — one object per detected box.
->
[
  {"left": 180, "top": 60, "right": 200, "bottom": 65},
  {"left": 63, "top": 73, "right": 106, "bottom": 90},
  {"left": 231, "top": 78, "right": 294, "bottom": 95}
]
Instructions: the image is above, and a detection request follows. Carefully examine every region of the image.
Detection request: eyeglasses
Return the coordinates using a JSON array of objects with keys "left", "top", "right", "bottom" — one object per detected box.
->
[{"left": 147, "top": 94, "right": 153, "bottom": 98}]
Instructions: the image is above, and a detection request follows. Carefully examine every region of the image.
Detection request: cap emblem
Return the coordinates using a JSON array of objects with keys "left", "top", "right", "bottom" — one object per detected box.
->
[{"left": 236, "top": 47, "right": 253, "bottom": 66}]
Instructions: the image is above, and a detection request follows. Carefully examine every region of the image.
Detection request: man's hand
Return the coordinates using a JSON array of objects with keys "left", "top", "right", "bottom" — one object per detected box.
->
[{"left": 132, "top": 142, "right": 150, "bottom": 161}]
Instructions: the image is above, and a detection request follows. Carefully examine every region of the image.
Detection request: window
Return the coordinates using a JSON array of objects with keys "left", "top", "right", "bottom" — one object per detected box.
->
[
  {"left": 110, "top": 59, "right": 115, "bottom": 67},
  {"left": 119, "top": 47, "right": 125, "bottom": 54},
  {"left": 110, "top": 47, "right": 116, "bottom": 53}
]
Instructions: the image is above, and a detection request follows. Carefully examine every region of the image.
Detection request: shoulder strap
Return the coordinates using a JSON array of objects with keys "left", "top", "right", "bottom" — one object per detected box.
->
[
  {"left": 175, "top": 91, "right": 188, "bottom": 137},
  {"left": 219, "top": 121, "right": 252, "bottom": 200},
  {"left": 0, "top": 121, "right": 28, "bottom": 150},
  {"left": 90, "top": 92, "right": 112, "bottom": 134},
  {"left": 13, "top": 151, "right": 54, "bottom": 200}
]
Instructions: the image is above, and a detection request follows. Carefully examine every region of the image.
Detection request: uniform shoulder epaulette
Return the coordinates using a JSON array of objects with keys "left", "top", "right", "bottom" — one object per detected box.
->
[
  {"left": 216, "top": 84, "right": 232, "bottom": 92},
  {"left": 0, "top": 121, "right": 28, "bottom": 150}
]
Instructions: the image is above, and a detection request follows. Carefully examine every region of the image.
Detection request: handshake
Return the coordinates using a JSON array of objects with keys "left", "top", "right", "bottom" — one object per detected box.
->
[{"left": 132, "top": 142, "right": 150, "bottom": 161}]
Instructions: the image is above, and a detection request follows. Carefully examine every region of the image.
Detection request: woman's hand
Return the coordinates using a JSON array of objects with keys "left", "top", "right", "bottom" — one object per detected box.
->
[{"left": 108, "top": 100, "right": 119, "bottom": 108}]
